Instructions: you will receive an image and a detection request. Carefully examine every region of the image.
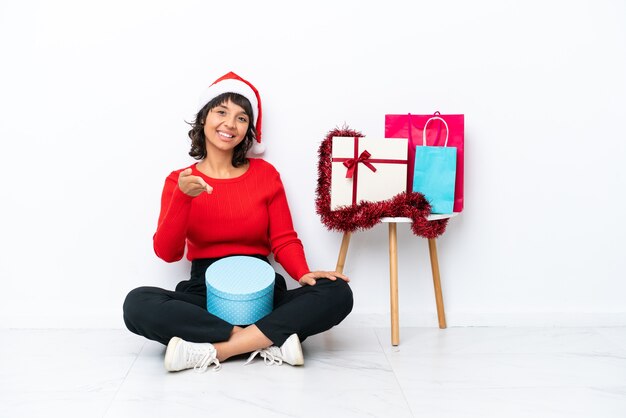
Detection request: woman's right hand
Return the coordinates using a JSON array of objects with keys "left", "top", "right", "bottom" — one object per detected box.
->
[{"left": 178, "top": 168, "right": 213, "bottom": 197}]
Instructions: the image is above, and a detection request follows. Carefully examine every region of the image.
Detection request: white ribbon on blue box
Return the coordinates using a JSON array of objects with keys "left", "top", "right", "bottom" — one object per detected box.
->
[{"left": 205, "top": 256, "right": 275, "bottom": 325}]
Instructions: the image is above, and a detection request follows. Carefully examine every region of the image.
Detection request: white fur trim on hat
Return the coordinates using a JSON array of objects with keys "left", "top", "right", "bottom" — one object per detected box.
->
[{"left": 197, "top": 79, "right": 258, "bottom": 126}]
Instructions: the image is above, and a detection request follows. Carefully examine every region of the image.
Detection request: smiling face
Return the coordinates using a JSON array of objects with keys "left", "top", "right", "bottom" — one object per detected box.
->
[{"left": 203, "top": 99, "right": 250, "bottom": 155}]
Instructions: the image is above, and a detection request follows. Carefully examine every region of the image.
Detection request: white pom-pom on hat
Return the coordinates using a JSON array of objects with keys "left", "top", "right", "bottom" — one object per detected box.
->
[
  {"left": 198, "top": 71, "right": 265, "bottom": 155},
  {"left": 249, "top": 140, "right": 265, "bottom": 155}
]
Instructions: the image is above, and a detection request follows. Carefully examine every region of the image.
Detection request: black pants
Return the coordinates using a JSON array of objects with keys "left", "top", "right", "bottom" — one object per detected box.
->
[{"left": 123, "top": 255, "right": 354, "bottom": 347}]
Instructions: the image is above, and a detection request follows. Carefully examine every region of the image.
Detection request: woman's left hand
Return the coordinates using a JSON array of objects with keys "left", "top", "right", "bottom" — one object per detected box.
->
[{"left": 298, "top": 271, "right": 350, "bottom": 286}]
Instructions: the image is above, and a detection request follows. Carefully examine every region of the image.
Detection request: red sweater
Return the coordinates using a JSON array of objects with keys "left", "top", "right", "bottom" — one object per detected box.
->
[{"left": 153, "top": 158, "right": 310, "bottom": 281}]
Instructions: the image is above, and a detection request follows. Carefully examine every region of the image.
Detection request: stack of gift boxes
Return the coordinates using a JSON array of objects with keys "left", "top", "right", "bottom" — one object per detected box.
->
[{"left": 329, "top": 112, "right": 465, "bottom": 215}]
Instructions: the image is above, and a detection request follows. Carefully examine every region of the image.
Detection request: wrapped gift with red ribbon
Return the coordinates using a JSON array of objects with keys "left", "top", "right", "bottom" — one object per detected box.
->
[{"left": 330, "top": 136, "right": 408, "bottom": 210}]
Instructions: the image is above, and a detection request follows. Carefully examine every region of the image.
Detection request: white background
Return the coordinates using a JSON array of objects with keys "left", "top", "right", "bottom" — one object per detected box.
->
[{"left": 1, "top": 0, "right": 624, "bottom": 328}]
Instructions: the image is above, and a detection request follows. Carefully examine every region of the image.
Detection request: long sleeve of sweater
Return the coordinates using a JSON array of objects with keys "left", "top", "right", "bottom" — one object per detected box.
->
[
  {"left": 266, "top": 169, "right": 310, "bottom": 280},
  {"left": 153, "top": 176, "right": 192, "bottom": 262}
]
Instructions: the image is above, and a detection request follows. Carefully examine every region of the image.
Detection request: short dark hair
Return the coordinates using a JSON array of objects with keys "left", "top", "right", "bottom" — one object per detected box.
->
[{"left": 187, "top": 92, "right": 256, "bottom": 167}]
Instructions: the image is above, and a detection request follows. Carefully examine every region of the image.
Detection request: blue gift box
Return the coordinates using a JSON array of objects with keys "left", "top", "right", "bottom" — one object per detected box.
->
[{"left": 205, "top": 256, "right": 275, "bottom": 325}]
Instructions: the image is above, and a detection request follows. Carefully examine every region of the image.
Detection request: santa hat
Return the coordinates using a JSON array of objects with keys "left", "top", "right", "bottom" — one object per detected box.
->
[{"left": 198, "top": 71, "right": 265, "bottom": 155}]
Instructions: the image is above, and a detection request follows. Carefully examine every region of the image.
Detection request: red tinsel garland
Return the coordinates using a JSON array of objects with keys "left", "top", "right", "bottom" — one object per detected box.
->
[{"left": 315, "top": 126, "right": 448, "bottom": 239}]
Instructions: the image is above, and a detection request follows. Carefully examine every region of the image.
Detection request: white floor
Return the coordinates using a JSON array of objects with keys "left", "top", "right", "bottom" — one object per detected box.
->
[{"left": 1, "top": 326, "right": 625, "bottom": 418}]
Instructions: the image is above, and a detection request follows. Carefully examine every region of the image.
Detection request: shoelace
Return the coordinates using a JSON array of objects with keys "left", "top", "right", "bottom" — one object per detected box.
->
[
  {"left": 245, "top": 346, "right": 283, "bottom": 366},
  {"left": 187, "top": 345, "right": 221, "bottom": 372}
]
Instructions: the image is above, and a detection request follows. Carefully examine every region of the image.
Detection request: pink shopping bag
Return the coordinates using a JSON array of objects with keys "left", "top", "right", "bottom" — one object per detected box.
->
[{"left": 385, "top": 111, "right": 464, "bottom": 212}]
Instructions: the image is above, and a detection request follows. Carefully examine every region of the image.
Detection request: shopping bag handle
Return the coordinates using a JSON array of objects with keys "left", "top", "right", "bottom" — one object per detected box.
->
[{"left": 423, "top": 116, "right": 449, "bottom": 147}]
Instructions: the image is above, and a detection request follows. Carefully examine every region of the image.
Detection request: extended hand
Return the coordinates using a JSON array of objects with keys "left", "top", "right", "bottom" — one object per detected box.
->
[
  {"left": 298, "top": 271, "right": 350, "bottom": 286},
  {"left": 178, "top": 168, "right": 213, "bottom": 197}
]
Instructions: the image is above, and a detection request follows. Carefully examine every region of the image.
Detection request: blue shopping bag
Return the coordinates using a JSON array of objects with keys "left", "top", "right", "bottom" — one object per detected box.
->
[{"left": 413, "top": 116, "right": 457, "bottom": 214}]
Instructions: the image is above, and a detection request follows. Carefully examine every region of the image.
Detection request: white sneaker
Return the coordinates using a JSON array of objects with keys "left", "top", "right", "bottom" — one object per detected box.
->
[
  {"left": 245, "top": 333, "right": 304, "bottom": 366},
  {"left": 164, "top": 337, "right": 221, "bottom": 372}
]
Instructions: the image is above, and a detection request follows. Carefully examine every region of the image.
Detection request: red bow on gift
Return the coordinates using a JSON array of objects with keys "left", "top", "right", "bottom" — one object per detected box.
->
[{"left": 343, "top": 150, "right": 377, "bottom": 178}]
